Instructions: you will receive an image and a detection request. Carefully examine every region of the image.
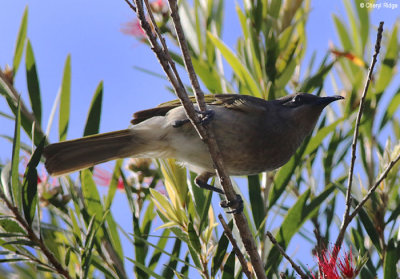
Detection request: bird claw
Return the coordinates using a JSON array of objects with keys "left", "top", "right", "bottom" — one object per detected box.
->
[
  {"left": 220, "top": 194, "right": 243, "bottom": 214},
  {"left": 172, "top": 109, "right": 214, "bottom": 128},
  {"left": 196, "top": 109, "right": 214, "bottom": 126}
]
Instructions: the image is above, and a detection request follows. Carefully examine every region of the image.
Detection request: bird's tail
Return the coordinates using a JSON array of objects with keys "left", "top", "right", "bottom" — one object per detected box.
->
[{"left": 44, "top": 129, "right": 138, "bottom": 176}]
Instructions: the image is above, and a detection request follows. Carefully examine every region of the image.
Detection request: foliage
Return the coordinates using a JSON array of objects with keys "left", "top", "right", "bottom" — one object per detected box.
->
[{"left": 0, "top": 0, "right": 399, "bottom": 278}]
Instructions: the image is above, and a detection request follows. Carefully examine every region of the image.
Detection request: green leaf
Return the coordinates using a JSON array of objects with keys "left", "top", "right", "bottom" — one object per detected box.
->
[
  {"left": 11, "top": 99, "right": 21, "bottom": 208},
  {"left": 221, "top": 251, "right": 235, "bottom": 279},
  {"left": 130, "top": 233, "right": 197, "bottom": 269},
  {"left": 0, "top": 218, "right": 25, "bottom": 234},
  {"left": 0, "top": 111, "right": 14, "bottom": 120},
  {"left": 300, "top": 60, "right": 334, "bottom": 92},
  {"left": 304, "top": 118, "right": 344, "bottom": 155},
  {"left": 105, "top": 212, "right": 124, "bottom": 269},
  {"left": 358, "top": 206, "right": 382, "bottom": 255},
  {"left": 355, "top": 0, "right": 369, "bottom": 50},
  {"left": 269, "top": 152, "right": 300, "bottom": 208},
  {"left": 82, "top": 211, "right": 108, "bottom": 279},
  {"left": 248, "top": 174, "right": 265, "bottom": 231},
  {"left": 266, "top": 187, "right": 333, "bottom": 274},
  {"left": 383, "top": 239, "right": 400, "bottom": 278},
  {"left": 379, "top": 88, "right": 400, "bottom": 131},
  {"left": 84, "top": 81, "right": 103, "bottom": 136},
  {"left": 161, "top": 238, "right": 181, "bottom": 279},
  {"left": 25, "top": 40, "right": 42, "bottom": 125},
  {"left": 191, "top": 57, "right": 222, "bottom": 93},
  {"left": 148, "top": 230, "right": 170, "bottom": 271},
  {"left": 207, "top": 32, "right": 262, "bottom": 97},
  {"left": 21, "top": 137, "right": 45, "bottom": 226},
  {"left": 59, "top": 55, "right": 71, "bottom": 141},
  {"left": 375, "top": 24, "right": 398, "bottom": 96},
  {"left": 13, "top": 7, "right": 28, "bottom": 75},
  {"left": 332, "top": 15, "right": 352, "bottom": 51},
  {"left": 1, "top": 162, "right": 13, "bottom": 202},
  {"left": 211, "top": 219, "right": 232, "bottom": 277},
  {"left": 188, "top": 221, "right": 201, "bottom": 253},
  {"left": 189, "top": 172, "right": 212, "bottom": 232},
  {"left": 80, "top": 169, "right": 104, "bottom": 239},
  {"left": 127, "top": 258, "right": 164, "bottom": 279},
  {"left": 343, "top": 0, "right": 361, "bottom": 55},
  {"left": 105, "top": 159, "right": 123, "bottom": 210}
]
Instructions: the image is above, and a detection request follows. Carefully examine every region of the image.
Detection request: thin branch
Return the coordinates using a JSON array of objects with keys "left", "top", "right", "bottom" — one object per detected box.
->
[
  {"left": 218, "top": 214, "right": 253, "bottom": 278},
  {"left": 0, "top": 193, "right": 71, "bottom": 279},
  {"left": 167, "top": 1, "right": 266, "bottom": 278},
  {"left": 122, "top": 0, "right": 136, "bottom": 12},
  {"left": 334, "top": 21, "right": 384, "bottom": 257},
  {"left": 266, "top": 232, "right": 309, "bottom": 279},
  {"left": 350, "top": 151, "right": 400, "bottom": 219},
  {"left": 130, "top": 0, "right": 206, "bottom": 142}
]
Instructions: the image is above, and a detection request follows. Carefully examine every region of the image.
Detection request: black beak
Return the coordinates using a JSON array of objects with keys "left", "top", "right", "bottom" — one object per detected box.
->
[{"left": 317, "top": 95, "right": 344, "bottom": 106}]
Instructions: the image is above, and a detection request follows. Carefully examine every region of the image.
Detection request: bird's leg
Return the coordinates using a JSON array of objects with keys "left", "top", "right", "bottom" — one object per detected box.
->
[
  {"left": 195, "top": 172, "right": 244, "bottom": 214},
  {"left": 195, "top": 172, "right": 224, "bottom": 194},
  {"left": 220, "top": 195, "right": 243, "bottom": 214},
  {"left": 172, "top": 109, "right": 215, "bottom": 128}
]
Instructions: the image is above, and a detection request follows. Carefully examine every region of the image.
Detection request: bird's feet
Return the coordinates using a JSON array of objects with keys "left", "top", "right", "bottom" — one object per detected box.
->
[
  {"left": 195, "top": 173, "right": 243, "bottom": 214},
  {"left": 172, "top": 109, "right": 215, "bottom": 128},
  {"left": 220, "top": 195, "right": 243, "bottom": 214},
  {"left": 195, "top": 175, "right": 224, "bottom": 194}
]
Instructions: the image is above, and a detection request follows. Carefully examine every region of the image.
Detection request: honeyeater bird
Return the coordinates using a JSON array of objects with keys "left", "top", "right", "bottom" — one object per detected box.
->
[{"left": 44, "top": 93, "right": 343, "bottom": 195}]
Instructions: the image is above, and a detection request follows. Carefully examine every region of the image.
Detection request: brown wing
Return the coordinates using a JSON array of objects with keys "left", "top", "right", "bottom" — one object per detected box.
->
[{"left": 131, "top": 94, "right": 268, "bottom": 124}]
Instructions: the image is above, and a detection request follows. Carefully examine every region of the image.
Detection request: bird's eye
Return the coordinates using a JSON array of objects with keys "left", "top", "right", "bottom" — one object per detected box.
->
[{"left": 292, "top": 95, "right": 302, "bottom": 104}]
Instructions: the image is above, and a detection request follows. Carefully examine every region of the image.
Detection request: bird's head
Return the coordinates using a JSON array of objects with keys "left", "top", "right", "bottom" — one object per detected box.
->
[{"left": 277, "top": 93, "right": 344, "bottom": 135}]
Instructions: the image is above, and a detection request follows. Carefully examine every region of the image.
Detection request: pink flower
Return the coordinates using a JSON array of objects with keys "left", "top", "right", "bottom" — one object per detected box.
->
[
  {"left": 150, "top": 0, "right": 168, "bottom": 13},
  {"left": 93, "top": 167, "right": 124, "bottom": 190},
  {"left": 121, "top": 19, "right": 146, "bottom": 41},
  {"left": 313, "top": 246, "right": 357, "bottom": 279}
]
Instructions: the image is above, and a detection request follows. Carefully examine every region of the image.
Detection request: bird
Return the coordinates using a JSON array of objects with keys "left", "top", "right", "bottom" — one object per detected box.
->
[{"left": 44, "top": 93, "right": 344, "bottom": 196}]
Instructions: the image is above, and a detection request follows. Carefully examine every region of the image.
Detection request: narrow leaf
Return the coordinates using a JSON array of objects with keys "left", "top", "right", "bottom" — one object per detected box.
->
[
  {"left": 127, "top": 258, "right": 164, "bottom": 279},
  {"left": 59, "top": 55, "right": 71, "bottom": 141},
  {"left": 13, "top": 7, "right": 28, "bottom": 74},
  {"left": 80, "top": 169, "right": 104, "bottom": 239},
  {"left": 21, "top": 137, "right": 45, "bottom": 226},
  {"left": 161, "top": 238, "right": 181, "bottom": 279},
  {"left": 221, "top": 251, "right": 235, "bottom": 279},
  {"left": 375, "top": 24, "right": 398, "bottom": 95},
  {"left": 248, "top": 174, "right": 265, "bottom": 231},
  {"left": 383, "top": 239, "right": 400, "bottom": 279},
  {"left": 207, "top": 32, "right": 262, "bottom": 97},
  {"left": 211, "top": 219, "right": 232, "bottom": 277},
  {"left": 332, "top": 15, "right": 353, "bottom": 51},
  {"left": 84, "top": 81, "right": 103, "bottom": 136},
  {"left": 304, "top": 118, "right": 344, "bottom": 155},
  {"left": 25, "top": 40, "right": 42, "bottom": 124},
  {"left": 267, "top": 187, "right": 332, "bottom": 274},
  {"left": 11, "top": 99, "right": 22, "bottom": 208}
]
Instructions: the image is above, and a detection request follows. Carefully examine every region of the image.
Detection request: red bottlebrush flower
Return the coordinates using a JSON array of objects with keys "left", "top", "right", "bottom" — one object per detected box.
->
[
  {"left": 318, "top": 250, "right": 340, "bottom": 279},
  {"left": 338, "top": 250, "right": 355, "bottom": 279},
  {"left": 121, "top": 19, "right": 146, "bottom": 41},
  {"left": 314, "top": 246, "right": 357, "bottom": 279},
  {"left": 93, "top": 167, "right": 124, "bottom": 190}
]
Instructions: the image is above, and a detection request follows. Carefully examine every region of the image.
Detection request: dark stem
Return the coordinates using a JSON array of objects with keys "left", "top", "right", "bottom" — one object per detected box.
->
[
  {"left": 333, "top": 21, "right": 384, "bottom": 258},
  {"left": 167, "top": 1, "right": 266, "bottom": 278},
  {"left": 218, "top": 214, "right": 253, "bottom": 278},
  {"left": 266, "top": 232, "right": 309, "bottom": 279},
  {"left": 0, "top": 193, "right": 71, "bottom": 279}
]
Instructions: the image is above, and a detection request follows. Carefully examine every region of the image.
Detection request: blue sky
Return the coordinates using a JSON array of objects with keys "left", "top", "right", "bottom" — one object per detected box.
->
[{"left": 0, "top": 0, "right": 399, "bottom": 277}]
